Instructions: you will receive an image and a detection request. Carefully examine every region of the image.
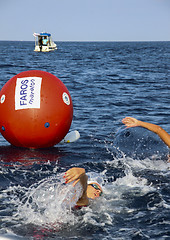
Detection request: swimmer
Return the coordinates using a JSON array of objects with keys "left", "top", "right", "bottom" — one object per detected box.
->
[
  {"left": 122, "top": 117, "right": 170, "bottom": 162},
  {"left": 122, "top": 117, "right": 170, "bottom": 148},
  {"left": 64, "top": 167, "right": 103, "bottom": 207}
]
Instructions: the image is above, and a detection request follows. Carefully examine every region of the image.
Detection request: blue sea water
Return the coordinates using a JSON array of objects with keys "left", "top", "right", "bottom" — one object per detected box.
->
[{"left": 0, "top": 41, "right": 170, "bottom": 240}]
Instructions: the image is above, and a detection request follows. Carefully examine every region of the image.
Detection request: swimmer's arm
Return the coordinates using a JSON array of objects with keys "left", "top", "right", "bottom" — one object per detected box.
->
[
  {"left": 122, "top": 117, "right": 170, "bottom": 148},
  {"left": 64, "top": 167, "right": 89, "bottom": 206}
]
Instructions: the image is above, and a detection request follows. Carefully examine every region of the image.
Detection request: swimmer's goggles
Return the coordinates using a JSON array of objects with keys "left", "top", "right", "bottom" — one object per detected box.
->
[{"left": 89, "top": 183, "right": 103, "bottom": 196}]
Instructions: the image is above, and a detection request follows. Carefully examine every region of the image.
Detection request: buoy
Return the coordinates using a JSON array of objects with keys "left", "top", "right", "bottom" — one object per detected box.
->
[{"left": 0, "top": 70, "right": 73, "bottom": 149}]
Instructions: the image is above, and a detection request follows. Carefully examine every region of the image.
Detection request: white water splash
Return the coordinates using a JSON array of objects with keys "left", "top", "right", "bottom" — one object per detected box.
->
[{"left": 11, "top": 174, "right": 83, "bottom": 228}]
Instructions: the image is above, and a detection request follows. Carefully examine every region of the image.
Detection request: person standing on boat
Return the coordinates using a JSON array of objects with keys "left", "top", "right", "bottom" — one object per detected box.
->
[{"left": 42, "top": 36, "right": 48, "bottom": 46}]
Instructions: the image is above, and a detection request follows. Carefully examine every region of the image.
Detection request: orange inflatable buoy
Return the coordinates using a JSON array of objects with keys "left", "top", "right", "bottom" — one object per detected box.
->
[{"left": 0, "top": 70, "right": 73, "bottom": 149}]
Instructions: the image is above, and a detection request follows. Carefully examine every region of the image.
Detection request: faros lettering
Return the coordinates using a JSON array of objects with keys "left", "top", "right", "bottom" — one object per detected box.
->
[
  {"left": 20, "top": 79, "right": 28, "bottom": 105},
  {"left": 15, "top": 76, "right": 42, "bottom": 110}
]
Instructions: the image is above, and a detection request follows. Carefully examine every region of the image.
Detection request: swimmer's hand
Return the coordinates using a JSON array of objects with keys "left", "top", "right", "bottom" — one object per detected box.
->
[
  {"left": 122, "top": 117, "right": 140, "bottom": 128},
  {"left": 122, "top": 117, "right": 170, "bottom": 148},
  {"left": 64, "top": 167, "right": 89, "bottom": 206},
  {"left": 64, "top": 167, "right": 86, "bottom": 186}
]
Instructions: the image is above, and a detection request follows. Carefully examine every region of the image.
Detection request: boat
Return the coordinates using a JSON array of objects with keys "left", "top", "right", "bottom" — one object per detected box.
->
[{"left": 33, "top": 32, "right": 57, "bottom": 52}]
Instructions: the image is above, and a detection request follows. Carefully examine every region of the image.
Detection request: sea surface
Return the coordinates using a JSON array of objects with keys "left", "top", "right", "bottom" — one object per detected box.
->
[{"left": 0, "top": 41, "right": 170, "bottom": 240}]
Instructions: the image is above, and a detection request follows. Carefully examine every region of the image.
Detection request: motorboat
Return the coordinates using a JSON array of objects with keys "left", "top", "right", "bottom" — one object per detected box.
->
[{"left": 33, "top": 32, "right": 57, "bottom": 52}]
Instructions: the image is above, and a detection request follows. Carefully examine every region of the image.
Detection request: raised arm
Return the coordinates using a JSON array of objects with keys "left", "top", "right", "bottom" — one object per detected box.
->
[
  {"left": 64, "top": 167, "right": 89, "bottom": 206},
  {"left": 122, "top": 117, "right": 170, "bottom": 148}
]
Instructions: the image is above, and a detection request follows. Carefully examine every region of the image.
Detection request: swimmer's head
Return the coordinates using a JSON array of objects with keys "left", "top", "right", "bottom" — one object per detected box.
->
[{"left": 87, "top": 181, "right": 103, "bottom": 199}]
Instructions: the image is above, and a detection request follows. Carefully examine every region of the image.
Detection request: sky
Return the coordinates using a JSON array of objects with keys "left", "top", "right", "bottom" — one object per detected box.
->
[{"left": 0, "top": 0, "right": 170, "bottom": 41}]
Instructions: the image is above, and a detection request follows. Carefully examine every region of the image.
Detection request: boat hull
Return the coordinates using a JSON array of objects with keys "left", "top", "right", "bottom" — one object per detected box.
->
[{"left": 34, "top": 45, "right": 57, "bottom": 52}]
